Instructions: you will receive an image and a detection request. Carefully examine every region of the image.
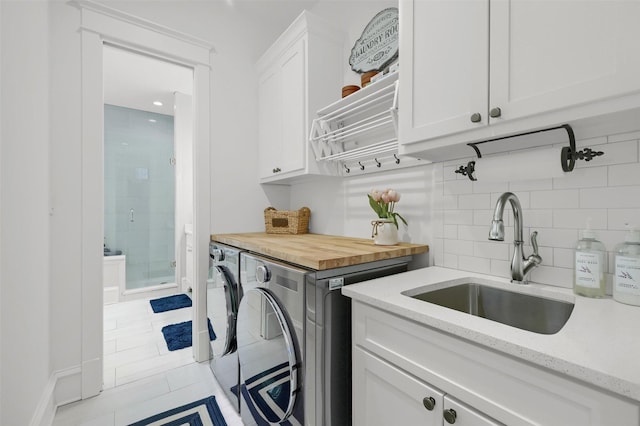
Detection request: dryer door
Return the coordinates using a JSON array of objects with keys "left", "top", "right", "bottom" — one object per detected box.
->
[
  {"left": 237, "top": 287, "right": 300, "bottom": 424},
  {"left": 207, "top": 264, "right": 239, "bottom": 358}
]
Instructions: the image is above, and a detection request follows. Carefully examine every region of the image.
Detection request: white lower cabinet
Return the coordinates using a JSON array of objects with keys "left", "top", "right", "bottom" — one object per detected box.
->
[
  {"left": 352, "top": 301, "right": 640, "bottom": 426},
  {"left": 354, "top": 347, "right": 501, "bottom": 425}
]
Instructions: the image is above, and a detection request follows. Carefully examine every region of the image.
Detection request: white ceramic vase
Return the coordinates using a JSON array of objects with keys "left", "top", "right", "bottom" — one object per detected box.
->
[{"left": 371, "top": 219, "right": 399, "bottom": 245}]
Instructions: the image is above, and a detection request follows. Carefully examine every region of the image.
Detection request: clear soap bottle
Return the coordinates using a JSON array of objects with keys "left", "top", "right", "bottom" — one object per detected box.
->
[
  {"left": 574, "top": 220, "right": 606, "bottom": 298},
  {"left": 613, "top": 226, "right": 640, "bottom": 306}
]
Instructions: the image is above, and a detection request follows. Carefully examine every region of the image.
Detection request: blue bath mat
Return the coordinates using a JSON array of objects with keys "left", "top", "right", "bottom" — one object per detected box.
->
[
  {"left": 128, "top": 395, "right": 227, "bottom": 425},
  {"left": 150, "top": 294, "right": 192, "bottom": 313},
  {"left": 161, "top": 319, "right": 216, "bottom": 351}
]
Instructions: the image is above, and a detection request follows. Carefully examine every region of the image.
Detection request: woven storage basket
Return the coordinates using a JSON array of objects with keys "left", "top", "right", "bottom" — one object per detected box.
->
[{"left": 264, "top": 207, "right": 310, "bottom": 234}]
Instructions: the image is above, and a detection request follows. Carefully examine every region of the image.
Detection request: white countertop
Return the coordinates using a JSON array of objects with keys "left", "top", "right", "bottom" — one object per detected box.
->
[{"left": 342, "top": 266, "right": 640, "bottom": 402}]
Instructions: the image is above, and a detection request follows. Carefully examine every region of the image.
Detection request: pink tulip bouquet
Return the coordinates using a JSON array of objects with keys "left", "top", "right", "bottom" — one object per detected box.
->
[{"left": 367, "top": 188, "right": 408, "bottom": 229}]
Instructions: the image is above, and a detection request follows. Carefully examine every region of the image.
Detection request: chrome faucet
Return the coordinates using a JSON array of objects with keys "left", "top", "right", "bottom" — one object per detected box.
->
[{"left": 489, "top": 192, "right": 542, "bottom": 284}]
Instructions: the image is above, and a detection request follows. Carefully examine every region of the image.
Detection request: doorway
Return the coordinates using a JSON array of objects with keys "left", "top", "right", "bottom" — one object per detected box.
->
[
  {"left": 79, "top": 3, "right": 213, "bottom": 398},
  {"left": 103, "top": 45, "right": 193, "bottom": 299},
  {"left": 101, "top": 45, "right": 197, "bottom": 388}
]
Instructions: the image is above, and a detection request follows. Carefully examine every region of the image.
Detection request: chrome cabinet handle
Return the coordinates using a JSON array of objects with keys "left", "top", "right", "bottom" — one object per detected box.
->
[
  {"left": 444, "top": 408, "right": 457, "bottom": 424},
  {"left": 470, "top": 112, "right": 481, "bottom": 123},
  {"left": 422, "top": 396, "right": 436, "bottom": 411},
  {"left": 489, "top": 107, "right": 502, "bottom": 118},
  {"left": 129, "top": 208, "right": 134, "bottom": 222}
]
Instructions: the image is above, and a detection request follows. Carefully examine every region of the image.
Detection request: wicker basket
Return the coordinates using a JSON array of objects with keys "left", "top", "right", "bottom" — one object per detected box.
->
[{"left": 264, "top": 207, "right": 311, "bottom": 234}]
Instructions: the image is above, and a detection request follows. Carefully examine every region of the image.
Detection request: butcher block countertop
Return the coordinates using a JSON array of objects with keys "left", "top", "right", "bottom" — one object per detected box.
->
[{"left": 210, "top": 232, "right": 428, "bottom": 270}]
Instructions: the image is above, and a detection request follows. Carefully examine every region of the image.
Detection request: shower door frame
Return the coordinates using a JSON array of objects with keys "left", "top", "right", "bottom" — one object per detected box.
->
[{"left": 78, "top": 1, "right": 214, "bottom": 399}]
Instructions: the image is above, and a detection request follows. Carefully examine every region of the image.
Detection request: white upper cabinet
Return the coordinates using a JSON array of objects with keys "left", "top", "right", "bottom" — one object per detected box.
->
[
  {"left": 257, "top": 11, "right": 343, "bottom": 184},
  {"left": 399, "top": 0, "right": 640, "bottom": 161}
]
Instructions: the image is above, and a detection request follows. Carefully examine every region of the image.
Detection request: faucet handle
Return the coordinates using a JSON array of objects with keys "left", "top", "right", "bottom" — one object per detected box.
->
[{"left": 530, "top": 231, "right": 539, "bottom": 255}]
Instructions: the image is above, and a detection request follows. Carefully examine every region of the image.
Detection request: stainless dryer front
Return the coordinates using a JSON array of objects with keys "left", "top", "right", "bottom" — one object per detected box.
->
[
  {"left": 208, "top": 242, "right": 245, "bottom": 413},
  {"left": 236, "top": 252, "right": 308, "bottom": 426}
]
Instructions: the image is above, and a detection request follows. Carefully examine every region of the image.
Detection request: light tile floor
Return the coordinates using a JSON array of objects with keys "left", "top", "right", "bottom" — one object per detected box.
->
[{"left": 53, "top": 296, "right": 243, "bottom": 426}]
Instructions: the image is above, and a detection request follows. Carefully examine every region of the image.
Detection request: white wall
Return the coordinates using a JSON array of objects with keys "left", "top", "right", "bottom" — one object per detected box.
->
[
  {"left": 45, "top": 0, "right": 291, "bottom": 409},
  {"left": 0, "top": 1, "right": 52, "bottom": 425}
]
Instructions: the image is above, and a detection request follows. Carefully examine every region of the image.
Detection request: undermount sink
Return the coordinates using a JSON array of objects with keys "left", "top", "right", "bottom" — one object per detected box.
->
[{"left": 403, "top": 280, "right": 574, "bottom": 335}]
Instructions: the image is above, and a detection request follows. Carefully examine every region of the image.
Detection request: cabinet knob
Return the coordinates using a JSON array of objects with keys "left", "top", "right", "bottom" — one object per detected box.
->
[
  {"left": 422, "top": 396, "right": 436, "bottom": 411},
  {"left": 443, "top": 408, "right": 457, "bottom": 424},
  {"left": 470, "top": 113, "right": 482, "bottom": 123},
  {"left": 256, "top": 265, "right": 271, "bottom": 284},
  {"left": 489, "top": 107, "right": 502, "bottom": 118}
]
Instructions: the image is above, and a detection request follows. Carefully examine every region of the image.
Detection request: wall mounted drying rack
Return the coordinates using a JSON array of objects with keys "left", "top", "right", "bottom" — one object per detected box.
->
[
  {"left": 309, "top": 73, "right": 423, "bottom": 176},
  {"left": 454, "top": 124, "right": 605, "bottom": 181}
]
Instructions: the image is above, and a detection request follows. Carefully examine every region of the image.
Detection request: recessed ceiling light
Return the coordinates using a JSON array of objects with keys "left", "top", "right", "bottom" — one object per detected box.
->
[
  {"left": 148, "top": 119, "right": 157, "bottom": 123},
  {"left": 153, "top": 101, "right": 163, "bottom": 106}
]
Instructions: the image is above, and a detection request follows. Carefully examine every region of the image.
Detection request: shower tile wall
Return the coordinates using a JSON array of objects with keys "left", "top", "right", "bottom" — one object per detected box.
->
[{"left": 104, "top": 105, "right": 175, "bottom": 290}]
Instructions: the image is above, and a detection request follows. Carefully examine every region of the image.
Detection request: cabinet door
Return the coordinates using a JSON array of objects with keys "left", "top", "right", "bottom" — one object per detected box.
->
[
  {"left": 398, "top": 0, "right": 489, "bottom": 145},
  {"left": 490, "top": 0, "right": 640, "bottom": 122},
  {"left": 258, "top": 65, "right": 281, "bottom": 179},
  {"left": 353, "top": 347, "right": 443, "bottom": 426},
  {"left": 279, "top": 38, "right": 306, "bottom": 175},
  {"left": 443, "top": 395, "right": 504, "bottom": 426}
]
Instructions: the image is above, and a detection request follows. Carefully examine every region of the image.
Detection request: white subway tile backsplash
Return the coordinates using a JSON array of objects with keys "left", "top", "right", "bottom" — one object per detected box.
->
[
  {"left": 580, "top": 186, "right": 640, "bottom": 208},
  {"left": 608, "top": 163, "right": 640, "bottom": 186},
  {"left": 443, "top": 239, "right": 475, "bottom": 256},
  {"left": 473, "top": 210, "right": 494, "bottom": 226},
  {"left": 458, "top": 193, "right": 491, "bottom": 210},
  {"left": 458, "top": 255, "right": 491, "bottom": 274},
  {"left": 553, "top": 166, "right": 607, "bottom": 189},
  {"left": 472, "top": 180, "right": 509, "bottom": 194},
  {"left": 608, "top": 130, "right": 640, "bottom": 143},
  {"left": 553, "top": 248, "right": 574, "bottom": 269},
  {"left": 523, "top": 209, "right": 553, "bottom": 228},
  {"left": 441, "top": 194, "right": 458, "bottom": 210},
  {"left": 443, "top": 209, "right": 473, "bottom": 225},
  {"left": 443, "top": 179, "right": 474, "bottom": 195},
  {"left": 509, "top": 178, "right": 553, "bottom": 192},
  {"left": 530, "top": 265, "right": 573, "bottom": 289},
  {"left": 442, "top": 252, "right": 459, "bottom": 269},
  {"left": 489, "top": 259, "right": 511, "bottom": 278},
  {"left": 530, "top": 189, "right": 580, "bottom": 209},
  {"left": 458, "top": 225, "right": 490, "bottom": 241},
  {"left": 535, "top": 228, "right": 578, "bottom": 249},
  {"left": 581, "top": 140, "right": 638, "bottom": 167},
  {"left": 575, "top": 135, "right": 607, "bottom": 148},
  {"left": 426, "top": 126, "right": 640, "bottom": 290},
  {"left": 473, "top": 241, "right": 509, "bottom": 260},
  {"left": 443, "top": 224, "right": 458, "bottom": 239},
  {"left": 608, "top": 209, "right": 640, "bottom": 230},
  {"left": 553, "top": 209, "right": 607, "bottom": 229}
]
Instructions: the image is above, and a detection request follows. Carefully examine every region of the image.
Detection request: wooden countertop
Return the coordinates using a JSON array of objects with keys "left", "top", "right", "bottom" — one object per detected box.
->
[{"left": 210, "top": 232, "right": 428, "bottom": 270}]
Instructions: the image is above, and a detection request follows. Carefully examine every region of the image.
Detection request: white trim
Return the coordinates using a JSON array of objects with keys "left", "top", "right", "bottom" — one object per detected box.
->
[
  {"left": 77, "top": 1, "right": 214, "bottom": 397},
  {"left": 30, "top": 366, "right": 82, "bottom": 426},
  {"left": 122, "top": 282, "right": 178, "bottom": 296},
  {"left": 71, "top": 0, "right": 214, "bottom": 53}
]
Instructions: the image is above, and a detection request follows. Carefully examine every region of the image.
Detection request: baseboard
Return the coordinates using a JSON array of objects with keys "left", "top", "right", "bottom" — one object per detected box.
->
[{"left": 30, "top": 366, "right": 82, "bottom": 426}]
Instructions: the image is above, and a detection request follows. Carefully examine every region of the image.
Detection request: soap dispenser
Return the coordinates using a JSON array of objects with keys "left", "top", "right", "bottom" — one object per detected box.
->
[
  {"left": 574, "top": 219, "right": 606, "bottom": 298},
  {"left": 613, "top": 225, "right": 640, "bottom": 306}
]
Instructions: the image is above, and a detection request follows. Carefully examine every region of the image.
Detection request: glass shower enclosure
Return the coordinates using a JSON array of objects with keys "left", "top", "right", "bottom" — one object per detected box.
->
[{"left": 104, "top": 104, "right": 176, "bottom": 290}]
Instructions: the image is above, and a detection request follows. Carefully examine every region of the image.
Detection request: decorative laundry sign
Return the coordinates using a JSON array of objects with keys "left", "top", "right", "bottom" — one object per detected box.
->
[{"left": 349, "top": 8, "right": 399, "bottom": 73}]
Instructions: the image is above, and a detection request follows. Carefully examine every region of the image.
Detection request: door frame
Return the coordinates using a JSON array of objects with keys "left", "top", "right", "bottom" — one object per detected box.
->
[{"left": 77, "top": 0, "right": 214, "bottom": 398}]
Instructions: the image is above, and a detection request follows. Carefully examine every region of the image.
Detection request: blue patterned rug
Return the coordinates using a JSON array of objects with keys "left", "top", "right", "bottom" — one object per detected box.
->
[
  {"left": 232, "top": 362, "right": 301, "bottom": 426},
  {"left": 150, "top": 294, "right": 192, "bottom": 313},
  {"left": 128, "top": 395, "right": 227, "bottom": 425},
  {"left": 161, "top": 319, "right": 216, "bottom": 351}
]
